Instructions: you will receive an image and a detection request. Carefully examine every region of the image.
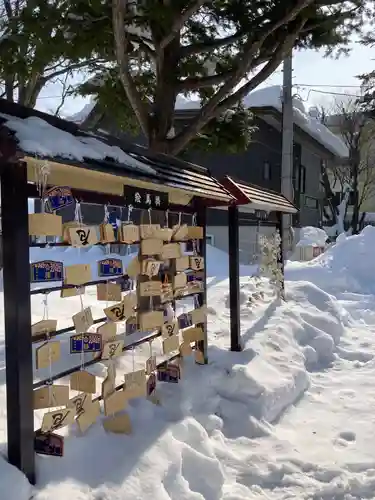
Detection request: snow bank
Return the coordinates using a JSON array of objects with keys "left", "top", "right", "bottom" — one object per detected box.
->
[
  {"left": 288, "top": 225, "right": 375, "bottom": 295},
  {"left": 296, "top": 226, "right": 328, "bottom": 247}
]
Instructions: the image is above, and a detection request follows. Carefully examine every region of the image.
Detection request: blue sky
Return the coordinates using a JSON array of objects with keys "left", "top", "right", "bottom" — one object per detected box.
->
[{"left": 35, "top": 40, "right": 374, "bottom": 118}]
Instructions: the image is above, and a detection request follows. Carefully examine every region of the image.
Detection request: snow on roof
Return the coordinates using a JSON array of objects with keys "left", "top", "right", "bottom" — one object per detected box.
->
[
  {"left": 0, "top": 112, "right": 156, "bottom": 174},
  {"left": 175, "top": 85, "right": 349, "bottom": 158},
  {"left": 68, "top": 101, "right": 96, "bottom": 124},
  {"left": 244, "top": 86, "right": 348, "bottom": 158}
]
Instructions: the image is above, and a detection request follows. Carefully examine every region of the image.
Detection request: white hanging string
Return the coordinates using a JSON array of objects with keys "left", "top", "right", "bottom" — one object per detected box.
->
[
  {"left": 192, "top": 212, "right": 198, "bottom": 256},
  {"left": 74, "top": 201, "right": 84, "bottom": 225},
  {"left": 132, "top": 346, "right": 135, "bottom": 372},
  {"left": 42, "top": 293, "right": 54, "bottom": 406},
  {"left": 148, "top": 207, "right": 152, "bottom": 225},
  {"left": 165, "top": 209, "right": 169, "bottom": 228},
  {"left": 79, "top": 287, "right": 85, "bottom": 372},
  {"left": 178, "top": 212, "right": 182, "bottom": 226}
]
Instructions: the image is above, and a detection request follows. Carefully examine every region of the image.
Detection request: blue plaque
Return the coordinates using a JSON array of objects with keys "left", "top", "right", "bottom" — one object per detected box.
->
[
  {"left": 98, "top": 258, "right": 123, "bottom": 277},
  {"left": 45, "top": 186, "right": 74, "bottom": 211},
  {"left": 157, "top": 362, "right": 180, "bottom": 383},
  {"left": 30, "top": 260, "right": 63, "bottom": 283},
  {"left": 178, "top": 313, "right": 192, "bottom": 329},
  {"left": 34, "top": 430, "right": 64, "bottom": 457},
  {"left": 70, "top": 333, "right": 102, "bottom": 354}
]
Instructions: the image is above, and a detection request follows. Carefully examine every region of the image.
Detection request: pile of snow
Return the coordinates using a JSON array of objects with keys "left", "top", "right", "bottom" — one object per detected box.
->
[
  {"left": 288, "top": 225, "right": 375, "bottom": 295},
  {"left": 0, "top": 113, "right": 155, "bottom": 174},
  {"left": 296, "top": 226, "right": 328, "bottom": 247},
  {"left": 2, "top": 225, "right": 375, "bottom": 499}
]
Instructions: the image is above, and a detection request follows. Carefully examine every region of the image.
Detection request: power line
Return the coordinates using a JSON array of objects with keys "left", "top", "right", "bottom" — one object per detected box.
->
[
  {"left": 293, "top": 83, "right": 362, "bottom": 88},
  {"left": 295, "top": 87, "right": 360, "bottom": 98}
]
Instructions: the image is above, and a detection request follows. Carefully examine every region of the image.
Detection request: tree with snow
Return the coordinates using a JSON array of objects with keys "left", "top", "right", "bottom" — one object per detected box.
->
[
  {"left": 321, "top": 98, "right": 375, "bottom": 235},
  {"left": 59, "top": 0, "right": 368, "bottom": 154}
]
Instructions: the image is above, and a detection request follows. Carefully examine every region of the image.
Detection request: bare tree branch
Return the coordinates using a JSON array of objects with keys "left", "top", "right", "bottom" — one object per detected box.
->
[
  {"left": 112, "top": 0, "right": 150, "bottom": 136},
  {"left": 180, "top": 31, "right": 247, "bottom": 57}
]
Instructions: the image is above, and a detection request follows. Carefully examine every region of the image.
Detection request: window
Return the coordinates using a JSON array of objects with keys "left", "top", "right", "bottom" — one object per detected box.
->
[
  {"left": 299, "top": 165, "right": 306, "bottom": 193},
  {"left": 263, "top": 161, "right": 271, "bottom": 180},
  {"left": 304, "top": 196, "right": 319, "bottom": 209},
  {"left": 206, "top": 234, "right": 215, "bottom": 246}
]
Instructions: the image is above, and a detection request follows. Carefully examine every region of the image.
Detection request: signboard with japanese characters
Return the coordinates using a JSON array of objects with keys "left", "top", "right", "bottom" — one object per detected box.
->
[
  {"left": 45, "top": 186, "right": 74, "bottom": 212},
  {"left": 30, "top": 260, "right": 63, "bottom": 283},
  {"left": 123, "top": 186, "right": 169, "bottom": 210}
]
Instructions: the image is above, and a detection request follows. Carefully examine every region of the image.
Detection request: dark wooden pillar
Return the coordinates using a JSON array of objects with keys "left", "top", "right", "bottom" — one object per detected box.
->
[
  {"left": 196, "top": 205, "right": 208, "bottom": 363},
  {"left": 1, "top": 161, "right": 35, "bottom": 484},
  {"left": 228, "top": 205, "right": 242, "bottom": 351}
]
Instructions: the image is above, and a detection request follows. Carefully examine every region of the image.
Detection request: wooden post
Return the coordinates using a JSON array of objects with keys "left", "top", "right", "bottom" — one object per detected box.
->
[
  {"left": 228, "top": 205, "right": 242, "bottom": 351},
  {"left": 1, "top": 161, "right": 35, "bottom": 484},
  {"left": 195, "top": 205, "right": 208, "bottom": 363}
]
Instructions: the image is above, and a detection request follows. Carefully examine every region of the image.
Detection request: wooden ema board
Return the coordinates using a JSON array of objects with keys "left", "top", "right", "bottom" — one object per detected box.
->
[
  {"left": 140, "top": 238, "right": 163, "bottom": 256},
  {"left": 190, "top": 256, "right": 205, "bottom": 271},
  {"left": 158, "top": 227, "right": 173, "bottom": 242},
  {"left": 126, "top": 256, "right": 141, "bottom": 278},
  {"left": 175, "top": 256, "right": 190, "bottom": 272},
  {"left": 45, "top": 185, "right": 74, "bottom": 211},
  {"left": 190, "top": 306, "right": 207, "bottom": 325},
  {"left": 70, "top": 371, "right": 96, "bottom": 394},
  {"left": 103, "top": 413, "right": 132, "bottom": 434},
  {"left": 77, "top": 400, "right": 101, "bottom": 433},
  {"left": 162, "top": 335, "right": 179, "bottom": 355},
  {"left": 61, "top": 286, "right": 85, "bottom": 298},
  {"left": 104, "top": 390, "right": 128, "bottom": 416},
  {"left": 100, "top": 223, "right": 116, "bottom": 243},
  {"left": 34, "top": 385, "right": 69, "bottom": 410},
  {"left": 68, "top": 392, "right": 91, "bottom": 417},
  {"left": 97, "top": 322, "right": 117, "bottom": 343},
  {"left": 104, "top": 301, "right": 130, "bottom": 322},
  {"left": 97, "top": 283, "right": 122, "bottom": 302},
  {"left": 72, "top": 307, "right": 94, "bottom": 333},
  {"left": 102, "top": 340, "right": 124, "bottom": 360},
  {"left": 160, "top": 243, "right": 182, "bottom": 260},
  {"left": 139, "top": 281, "right": 162, "bottom": 297},
  {"left": 146, "top": 356, "right": 157, "bottom": 375},
  {"left": 65, "top": 264, "right": 92, "bottom": 285},
  {"left": 179, "top": 342, "right": 193, "bottom": 357},
  {"left": 31, "top": 260, "right": 63, "bottom": 283},
  {"left": 69, "top": 225, "right": 99, "bottom": 247},
  {"left": 41, "top": 408, "right": 74, "bottom": 433},
  {"left": 98, "top": 258, "right": 123, "bottom": 277},
  {"left": 182, "top": 326, "right": 205, "bottom": 343},
  {"left": 139, "top": 311, "right": 164, "bottom": 331},
  {"left": 34, "top": 430, "right": 64, "bottom": 457},
  {"left": 139, "top": 224, "right": 161, "bottom": 239},
  {"left": 31, "top": 319, "right": 57, "bottom": 338},
  {"left": 173, "top": 272, "right": 187, "bottom": 290},
  {"left": 161, "top": 321, "right": 179, "bottom": 339},
  {"left": 172, "top": 224, "right": 188, "bottom": 241},
  {"left": 36, "top": 341, "right": 61, "bottom": 369},
  {"left": 187, "top": 226, "right": 204, "bottom": 239},
  {"left": 121, "top": 223, "right": 140, "bottom": 243},
  {"left": 141, "top": 259, "right": 161, "bottom": 277},
  {"left": 28, "top": 213, "right": 62, "bottom": 237}
]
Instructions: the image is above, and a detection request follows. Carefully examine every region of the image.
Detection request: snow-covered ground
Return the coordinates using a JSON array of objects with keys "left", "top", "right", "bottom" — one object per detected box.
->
[{"left": 2, "top": 229, "right": 375, "bottom": 499}]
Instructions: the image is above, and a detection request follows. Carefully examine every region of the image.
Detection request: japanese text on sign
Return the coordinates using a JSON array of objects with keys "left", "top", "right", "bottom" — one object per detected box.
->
[
  {"left": 45, "top": 186, "right": 74, "bottom": 211},
  {"left": 124, "top": 186, "right": 169, "bottom": 210},
  {"left": 30, "top": 260, "right": 64, "bottom": 283},
  {"left": 98, "top": 258, "right": 123, "bottom": 277}
]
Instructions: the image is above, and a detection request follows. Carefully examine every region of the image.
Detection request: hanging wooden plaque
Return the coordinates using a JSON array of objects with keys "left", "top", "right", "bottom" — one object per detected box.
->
[
  {"left": 125, "top": 316, "right": 138, "bottom": 336},
  {"left": 157, "top": 362, "right": 180, "bottom": 383},
  {"left": 162, "top": 335, "right": 179, "bottom": 355},
  {"left": 68, "top": 392, "right": 91, "bottom": 417},
  {"left": 102, "top": 375, "right": 116, "bottom": 399},
  {"left": 97, "top": 283, "right": 122, "bottom": 302},
  {"left": 69, "top": 225, "right": 99, "bottom": 247},
  {"left": 34, "top": 385, "right": 69, "bottom": 410},
  {"left": 140, "top": 238, "right": 164, "bottom": 256},
  {"left": 28, "top": 213, "right": 62, "bottom": 237},
  {"left": 34, "top": 430, "right": 64, "bottom": 457},
  {"left": 141, "top": 259, "right": 161, "bottom": 277},
  {"left": 104, "top": 390, "right": 128, "bottom": 416},
  {"left": 45, "top": 185, "right": 74, "bottom": 212},
  {"left": 41, "top": 408, "right": 74, "bottom": 433},
  {"left": 104, "top": 300, "right": 130, "bottom": 322},
  {"left": 126, "top": 256, "right": 141, "bottom": 278},
  {"left": 121, "top": 223, "right": 140, "bottom": 244},
  {"left": 190, "top": 256, "right": 205, "bottom": 271},
  {"left": 36, "top": 341, "right": 61, "bottom": 370},
  {"left": 31, "top": 319, "right": 57, "bottom": 338},
  {"left": 100, "top": 223, "right": 116, "bottom": 243},
  {"left": 161, "top": 282, "right": 174, "bottom": 303},
  {"left": 178, "top": 313, "right": 193, "bottom": 329},
  {"left": 70, "top": 333, "right": 102, "bottom": 354},
  {"left": 61, "top": 286, "right": 85, "bottom": 298},
  {"left": 123, "top": 382, "right": 147, "bottom": 400},
  {"left": 173, "top": 272, "right": 187, "bottom": 290},
  {"left": 187, "top": 226, "right": 204, "bottom": 240},
  {"left": 123, "top": 291, "right": 137, "bottom": 309},
  {"left": 158, "top": 227, "right": 173, "bottom": 242},
  {"left": 161, "top": 321, "right": 178, "bottom": 339},
  {"left": 195, "top": 349, "right": 205, "bottom": 365},
  {"left": 179, "top": 342, "right": 193, "bottom": 357},
  {"left": 97, "top": 322, "right": 117, "bottom": 343},
  {"left": 76, "top": 400, "right": 101, "bottom": 433},
  {"left": 102, "top": 340, "right": 124, "bottom": 360},
  {"left": 139, "top": 281, "right": 162, "bottom": 297},
  {"left": 147, "top": 373, "right": 157, "bottom": 396},
  {"left": 160, "top": 243, "right": 182, "bottom": 260},
  {"left": 103, "top": 413, "right": 132, "bottom": 434},
  {"left": 146, "top": 355, "right": 157, "bottom": 375},
  {"left": 31, "top": 260, "right": 64, "bottom": 283},
  {"left": 124, "top": 369, "right": 147, "bottom": 389},
  {"left": 62, "top": 221, "right": 81, "bottom": 243},
  {"left": 175, "top": 256, "right": 190, "bottom": 272},
  {"left": 190, "top": 306, "right": 207, "bottom": 325},
  {"left": 172, "top": 224, "right": 188, "bottom": 241},
  {"left": 139, "top": 224, "right": 161, "bottom": 239},
  {"left": 65, "top": 264, "right": 92, "bottom": 285},
  {"left": 139, "top": 311, "right": 164, "bottom": 331},
  {"left": 98, "top": 258, "right": 123, "bottom": 278},
  {"left": 70, "top": 371, "right": 97, "bottom": 394},
  {"left": 182, "top": 326, "right": 205, "bottom": 343},
  {"left": 72, "top": 307, "right": 94, "bottom": 334}
]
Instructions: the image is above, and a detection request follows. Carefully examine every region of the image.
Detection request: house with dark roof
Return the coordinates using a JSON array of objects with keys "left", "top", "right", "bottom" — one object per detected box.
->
[{"left": 79, "top": 86, "right": 346, "bottom": 261}]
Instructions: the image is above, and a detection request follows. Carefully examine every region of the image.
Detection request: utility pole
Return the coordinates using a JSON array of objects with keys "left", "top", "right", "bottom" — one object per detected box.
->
[{"left": 281, "top": 51, "right": 294, "bottom": 259}]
